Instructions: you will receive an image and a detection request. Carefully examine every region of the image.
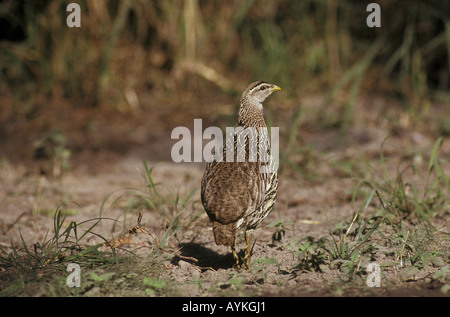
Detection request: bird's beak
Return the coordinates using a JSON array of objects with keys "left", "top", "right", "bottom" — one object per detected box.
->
[{"left": 272, "top": 85, "right": 282, "bottom": 92}]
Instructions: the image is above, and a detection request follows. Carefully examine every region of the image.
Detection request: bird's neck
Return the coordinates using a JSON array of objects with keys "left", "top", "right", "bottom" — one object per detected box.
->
[{"left": 238, "top": 102, "right": 266, "bottom": 128}]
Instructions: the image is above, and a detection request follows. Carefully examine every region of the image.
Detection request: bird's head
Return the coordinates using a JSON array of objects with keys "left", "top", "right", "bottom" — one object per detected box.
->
[{"left": 240, "top": 81, "right": 282, "bottom": 107}]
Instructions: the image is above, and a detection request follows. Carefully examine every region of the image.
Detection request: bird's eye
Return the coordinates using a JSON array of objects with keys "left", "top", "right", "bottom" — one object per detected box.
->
[{"left": 260, "top": 86, "right": 266, "bottom": 91}]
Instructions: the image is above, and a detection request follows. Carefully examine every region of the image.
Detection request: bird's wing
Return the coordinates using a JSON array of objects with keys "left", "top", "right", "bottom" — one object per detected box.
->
[{"left": 201, "top": 160, "right": 260, "bottom": 224}]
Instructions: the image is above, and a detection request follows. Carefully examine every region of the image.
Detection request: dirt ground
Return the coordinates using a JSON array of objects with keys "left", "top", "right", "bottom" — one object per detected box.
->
[{"left": 0, "top": 93, "right": 449, "bottom": 297}]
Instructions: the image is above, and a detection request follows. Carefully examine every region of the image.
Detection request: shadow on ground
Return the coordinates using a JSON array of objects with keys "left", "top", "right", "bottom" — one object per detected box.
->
[{"left": 174, "top": 243, "right": 235, "bottom": 271}]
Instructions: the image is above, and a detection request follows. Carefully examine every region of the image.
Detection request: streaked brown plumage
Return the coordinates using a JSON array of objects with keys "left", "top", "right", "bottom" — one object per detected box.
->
[{"left": 201, "top": 81, "right": 281, "bottom": 269}]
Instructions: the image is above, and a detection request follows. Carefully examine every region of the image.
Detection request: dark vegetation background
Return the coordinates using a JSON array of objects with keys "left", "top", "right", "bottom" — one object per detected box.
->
[{"left": 0, "top": 0, "right": 449, "bottom": 171}]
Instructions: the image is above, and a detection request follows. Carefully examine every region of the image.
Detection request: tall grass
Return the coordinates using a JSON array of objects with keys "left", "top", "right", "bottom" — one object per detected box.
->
[{"left": 0, "top": 1, "right": 447, "bottom": 117}]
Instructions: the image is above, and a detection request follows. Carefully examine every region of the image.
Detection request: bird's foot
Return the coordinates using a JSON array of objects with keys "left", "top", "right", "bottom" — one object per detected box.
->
[
  {"left": 233, "top": 258, "right": 251, "bottom": 271},
  {"left": 232, "top": 250, "right": 251, "bottom": 271},
  {"left": 241, "top": 253, "right": 251, "bottom": 270},
  {"left": 232, "top": 248, "right": 240, "bottom": 267}
]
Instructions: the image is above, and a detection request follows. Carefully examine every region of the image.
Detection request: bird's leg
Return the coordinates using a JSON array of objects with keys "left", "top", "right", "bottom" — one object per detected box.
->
[
  {"left": 242, "top": 229, "right": 254, "bottom": 270},
  {"left": 231, "top": 243, "right": 240, "bottom": 267}
]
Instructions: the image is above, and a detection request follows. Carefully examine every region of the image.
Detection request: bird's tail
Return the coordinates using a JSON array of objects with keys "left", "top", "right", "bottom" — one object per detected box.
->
[{"left": 212, "top": 222, "right": 236, "bottom": 246}]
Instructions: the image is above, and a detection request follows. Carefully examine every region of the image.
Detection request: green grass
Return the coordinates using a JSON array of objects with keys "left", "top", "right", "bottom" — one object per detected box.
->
[
  {"left": 369, "top": 137, "right": 449, "bottom": 222},
  {"left": 0, "top": 206, "right": 118, "bottom": 296},
  {"left": 1, "top": 142, "right": 448, "bottom": 296},
  {"left": 0, "top": 159, "right": 201, "bottom": 296},
  {"left": 101, "top": 160, "right": 201, "bottom": 250},
  {"left": 0, "top": 207, "right": 110, "bottom": 272},
  {"left": 286, "top": 138, "right": 450, "bottom": 289}
]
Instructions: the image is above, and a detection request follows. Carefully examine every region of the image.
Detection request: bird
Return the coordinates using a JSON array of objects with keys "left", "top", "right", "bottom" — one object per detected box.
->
[{"left": 201, "top": 81, "right": 281, "bottom": 269}]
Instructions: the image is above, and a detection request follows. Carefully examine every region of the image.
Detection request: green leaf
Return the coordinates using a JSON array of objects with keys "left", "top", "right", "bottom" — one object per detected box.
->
[
  {"left": 427, "top": 137, "right": 443, "bottom": 175},
  {"left": 143, "top": 277, "right": 167, "bottom": 289}
]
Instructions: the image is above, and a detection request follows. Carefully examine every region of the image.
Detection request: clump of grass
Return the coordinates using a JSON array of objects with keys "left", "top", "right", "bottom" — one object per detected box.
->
[
  {"left": 110, "top": 161, "right": 197, "bottom": 222},
  {"left": 318, "top": 189, "right": 383, "bottom": 280},
  {"left": 289, "top": 191, "right": 382, "bottom": 280},
  {"left": 99, "top": 160, "right": 202, "bottom": 265},
  {"left": 366, "top": 137, "right": 449, "bottom": 222},
  {"left": 0, "top": 160, "right": 202, "bottom": 296},
  {"left": 290, "top": 236, "right": 328, "bottom": 272},
  {"left": 392, "top": 224, "right": 446, "bottom": 272},
  {"left": 0, "top": 205, "right": 119, "bottom": 296},
  {"left": 0, "top": 206, "right": 112, "bottom": 272},
  {"left": 290, "top": 138, "right": 449, "bottom": 285}
]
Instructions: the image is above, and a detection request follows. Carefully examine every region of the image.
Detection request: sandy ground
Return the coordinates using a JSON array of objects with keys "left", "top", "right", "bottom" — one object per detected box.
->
[{"left": 1, "top": 125, "right": 448, "bottom": 296}]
